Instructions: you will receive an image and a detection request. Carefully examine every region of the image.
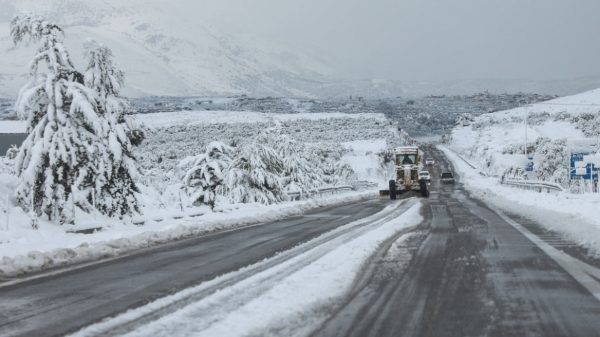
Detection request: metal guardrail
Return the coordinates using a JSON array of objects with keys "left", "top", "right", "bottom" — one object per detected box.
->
[
  {"left": 352, "top": 180, "right": 379, "bottom": 190},
  {"left": 287, "top": 180, "right": 377, "bottom": 200},
  {"left": 453, "top": 152, "right": 489, "bottom": 177},
  {"left": 440, "top": 146, "right": 488, "bottom": 177},
  {"left": 501, "top": 178, "right": 564, "bottom": 193},
  {"left": 442, "top": 146, "right": 563, "bottom": 193}
]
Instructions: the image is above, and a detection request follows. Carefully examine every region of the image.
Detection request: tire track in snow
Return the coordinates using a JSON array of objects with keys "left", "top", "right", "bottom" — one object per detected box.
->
[{"left": 68, "top": 198, "right": 420, "bottom": 337}]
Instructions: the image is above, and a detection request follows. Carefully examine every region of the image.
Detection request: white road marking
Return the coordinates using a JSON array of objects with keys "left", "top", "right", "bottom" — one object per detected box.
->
[{"left": 492, "top": 206, "right": 600, "bottom": 302}]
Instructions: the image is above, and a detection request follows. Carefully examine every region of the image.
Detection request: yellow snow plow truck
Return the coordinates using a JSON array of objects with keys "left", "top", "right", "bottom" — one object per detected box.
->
[{"left": 380, "top": 146, "right": 429, "bottom": 199}]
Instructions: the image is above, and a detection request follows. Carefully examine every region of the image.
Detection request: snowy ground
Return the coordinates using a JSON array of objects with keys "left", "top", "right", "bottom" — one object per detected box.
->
[
  {"left": 0, "top": 108, "right": 398, "bottom": 277},
  {"left": 68, "top": 199, "right": 423, "bottom": 337},
  {"left": 0, "top": 190, "right": 378, "bottom": 278}
]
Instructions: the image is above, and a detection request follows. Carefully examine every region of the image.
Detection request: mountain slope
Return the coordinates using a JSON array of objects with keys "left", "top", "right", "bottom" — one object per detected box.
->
[{"left": 0, "top": 0, "right": 333, "bottom": 98}]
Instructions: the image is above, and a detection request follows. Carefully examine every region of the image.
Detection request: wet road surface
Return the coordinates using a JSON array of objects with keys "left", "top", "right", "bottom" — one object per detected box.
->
[
  {"left": 4, "top": 146, "right": 600, "bottom": 337},
  {"left": 312, "top": 146, "right": 600, "bottom": 337},
  {"left": 0, "top": 199, "right": 387, "bottom": 337}
]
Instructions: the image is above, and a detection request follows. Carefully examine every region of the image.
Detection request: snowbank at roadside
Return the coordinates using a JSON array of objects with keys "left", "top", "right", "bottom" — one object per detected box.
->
[
  {"left": 440, "top": 145, "right": 600, "bottom": 256},
  {"left": 0, "top": 190, "right": 378, "bottom": 278}
]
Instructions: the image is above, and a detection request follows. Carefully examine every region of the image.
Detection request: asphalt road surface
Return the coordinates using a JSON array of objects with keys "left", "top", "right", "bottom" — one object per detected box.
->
[
  {"left": 4, "top": 146, "right": 600, "bottom": 337},
  {"left": 311, "top": 146, "right": 600, "bottom": 337},
  {"left": 0, "top": 199, "right": 387, "bottom": 337}
]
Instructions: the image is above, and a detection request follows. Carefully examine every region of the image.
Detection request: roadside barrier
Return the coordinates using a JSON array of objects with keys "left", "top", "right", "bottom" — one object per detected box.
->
[
  {"left": 501, "top": 178, "right": 564, "bottom": 193},
  {"left": 287, "top": 181, "right": 378, "bottom": 201}
]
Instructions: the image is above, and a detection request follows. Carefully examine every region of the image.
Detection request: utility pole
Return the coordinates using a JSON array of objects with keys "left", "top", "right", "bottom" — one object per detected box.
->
[
  {"left": 524, "top": 103, "right": 528, "bottom": 157},
  {"left": 4, "top": 193, "right": 9, "bottom": 231},
  {"left": 92, "top": 188, "right": 96, "bottom": 220},
  {"left": 71, "top": 185, "right": 76, "bottom": 225}
]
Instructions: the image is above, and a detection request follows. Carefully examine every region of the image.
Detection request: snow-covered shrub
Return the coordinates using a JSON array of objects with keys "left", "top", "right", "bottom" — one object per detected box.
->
[
  {"left": 501, "top": 143, "right": 523, "bottom": 155},
  {"left": 307, "top": 142, "right": 354, "bottom": 185},
  {"left": 256, "top": 129, "right": 323, "bottom": 195},
  {"left": 527, "top": 111, "right": 551, "bottom": 125},
  {"left": 571, "top": 113, "right": 600, "bottom": 137},
  {"left": 0, "top": 157, "right": 14, "bottom": 175},
  {"left": 455, "top": 113, "right": 475, "bottom": 126},
  {"left": 377, "top": 148, "right": 395, "bottom": 169},
  {"left": 501, "top": 167, "right": 528, "bottom": 180},
  {"left": 553, "top": 111, "right": 571, "bottom": 121},
  {"left": 181, "top": 141, "right": 232, "bottom": 209},
  {"left": 332, "top": 162, "right": 358, "bottom": 185},
  {"left": 534, "top": 138, "right": 569, "bottom": 187},
  {"left": 221, "top": 140, "right": 285, "bottom": 205},
  {"left": 5, "top": 145, "right": 19, "bottom": 159}
]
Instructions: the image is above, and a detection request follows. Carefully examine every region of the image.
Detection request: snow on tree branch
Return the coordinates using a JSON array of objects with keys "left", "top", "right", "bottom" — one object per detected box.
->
[{"left": 11, "top": 14, "right": 140, "bottom": 224}]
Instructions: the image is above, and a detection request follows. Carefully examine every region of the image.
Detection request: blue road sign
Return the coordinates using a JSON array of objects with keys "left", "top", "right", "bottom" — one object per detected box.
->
[
  {"left": 570, "top": 153, "right": 598, "bottom": 180},
  {"left": 526, "top": 161, "right": 534, "bottom": 172}
]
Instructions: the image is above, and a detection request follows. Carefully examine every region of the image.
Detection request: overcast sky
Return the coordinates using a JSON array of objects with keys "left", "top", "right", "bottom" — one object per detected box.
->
[{"left": 185, "top": 0, "right": 600, "bottom": 82}]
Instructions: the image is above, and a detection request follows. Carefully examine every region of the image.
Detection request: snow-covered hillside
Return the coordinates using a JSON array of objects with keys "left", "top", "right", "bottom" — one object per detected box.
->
[
  {"left": 3, "top": 0, "right": 600, "bottom": 99},
  {"left": 0, "top": 0, "right": 333, "bottom": 98},
  {"left": 449, "top": 88, "right": 600, "bottom": 183}
]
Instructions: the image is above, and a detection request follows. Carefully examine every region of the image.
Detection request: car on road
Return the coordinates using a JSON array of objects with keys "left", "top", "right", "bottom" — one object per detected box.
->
[
  {"left": 440, "top": 171, "right": 455, "bottom": 184},
  {"left": 418, "top": 170, "right": 431, "bottom": 182},
  {"left": 425, "top": 158, "right": 435, "bottom": 166}
]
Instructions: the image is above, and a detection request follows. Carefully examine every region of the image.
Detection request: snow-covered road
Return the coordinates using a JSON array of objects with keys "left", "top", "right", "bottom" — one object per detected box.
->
[
  {"left": 0, "top": 198, "right": 421, "bottom": 337},
  {"left": 69, "top": 199, "right": 422, "bottom": 337}
]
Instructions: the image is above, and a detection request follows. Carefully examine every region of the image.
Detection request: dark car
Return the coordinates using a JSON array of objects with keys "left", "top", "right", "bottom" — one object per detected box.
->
[{"left": 440, "top": 171, "right": 455, "bottom": 184}]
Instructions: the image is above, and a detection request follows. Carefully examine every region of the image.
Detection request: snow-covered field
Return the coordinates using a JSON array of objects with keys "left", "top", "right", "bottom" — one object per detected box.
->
[
  {"left": 134, "top": 111, "right": 388, "bottom": 128},
  {"left": 68, "top": 199, "right": 423, "bottom": 337},
  {"left": 443, "top": 88, "right": 600, "bottom": 256},
  {"left": 134, "top": 111, "right": 398, "bottom": 207},
  {"left": 0, "top": 109, "right": 399, "bottom": 277}
]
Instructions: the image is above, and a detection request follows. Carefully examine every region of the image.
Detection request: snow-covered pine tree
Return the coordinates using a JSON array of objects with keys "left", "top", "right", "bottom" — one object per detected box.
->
[
  {"left": 182, "top": 141, "right": 232, "bottom": 209},
  {"left": 84, "top": 40, "right": 145, "bottom": 145},
  {"left": 11, "top": 14, "right": 137, "bottom": 222},
  {"left": 332, "top": 162, "right": 357, "bottom": 185},
  {"left": 221, "top": 140, "right": 285, "bottom": 205},
  {"left": 83, "top": 41, "right": 140, "bottom": 217}
]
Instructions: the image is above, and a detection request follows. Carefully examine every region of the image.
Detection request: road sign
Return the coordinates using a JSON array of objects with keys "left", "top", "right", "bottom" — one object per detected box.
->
[
  {"left": 526, "top": 161, "right": 534, "bottom": 172},
  {"left": 570, "top": 152, "right": 598, "bottom": 180}
]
